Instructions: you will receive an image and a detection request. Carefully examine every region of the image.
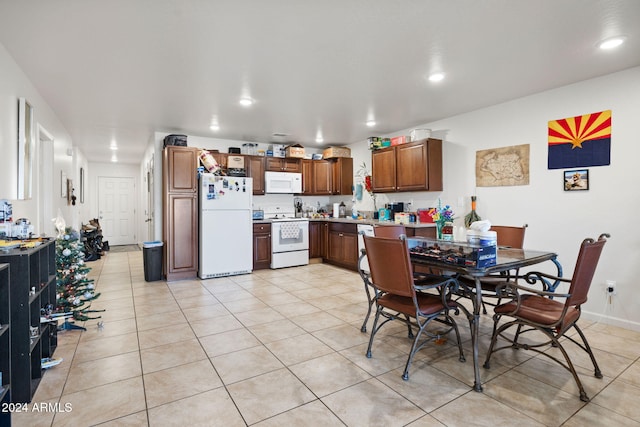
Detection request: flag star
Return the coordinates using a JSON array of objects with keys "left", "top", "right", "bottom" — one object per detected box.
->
[{"left": 571, "top": 139, "right": 584, "bottom": 149}]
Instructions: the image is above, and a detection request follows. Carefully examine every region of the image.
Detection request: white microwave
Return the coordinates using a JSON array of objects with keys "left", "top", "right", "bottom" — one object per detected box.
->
[{"left": 265, "top": 171, "right": 302, "bottom": 194}]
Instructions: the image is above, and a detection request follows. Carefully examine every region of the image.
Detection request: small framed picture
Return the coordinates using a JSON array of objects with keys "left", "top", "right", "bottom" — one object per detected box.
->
[{"left": 564, "top": 169, "right": 589, "bottom": 191}]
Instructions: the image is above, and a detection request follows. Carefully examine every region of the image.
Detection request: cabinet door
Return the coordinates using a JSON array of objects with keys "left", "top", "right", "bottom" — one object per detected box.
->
[
  {"left": 342, "top": 233, "right": 359, "bottom": 269},
  {"left": 165, "top": 146, "right": 197, "bottom": 193},
  {"left": 265, "top": 157, "right": 283, "bottom": 171},
  {"left": 252, "top": 223, "right": 271, "bottom": 270},
  {"left": 301, "top": 160, "right": 313, "bottom": 194},
  {"left": 327, "top": 231, "right": 343, "bottom": 263},
  {"left": 331, "top": 157, "right": 353, "bottom": 195},
  {"left": 211, "top": 152, "right": 228, "bottom": 170},
  {"left": 371, "top": 147, "right": 396, "bottom": 192},
  {"left": 282, "top": 158, "right": 301, "bottom": 172},
  {"left": 396, "top": 141, "right": 428, "bottom": 191},
  {"left": 313, "top": 160, "right": 332, "bottom": 195},
  {"left": 309, "top": 221, "right": 326, "bottom": 258},
  {"left": 248, "top": 156, "right": 266, "bottom": 195},
  {"left": 166, "top": 194, "right": 198, "bottom": 279}
]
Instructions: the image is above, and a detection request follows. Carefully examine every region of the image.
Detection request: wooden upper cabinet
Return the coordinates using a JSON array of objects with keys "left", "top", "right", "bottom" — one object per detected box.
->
[
  {"left": 265, "top": 157, "right": 301, "bottom": 172},
  {"left": 371, "top": 138, "right": 442, "bottom": 192},
  {"left": 301, "top": 160, "right": 313, "bottom": 194},
  {"left": 313, "top": 160, "right": 333, "bottom": 194},
  {"left": 396, "top": 142, "right": 427, "bottom": 191},
  {"left": 371, "top": 147, "right": 396, "bottom": 192},
  {"left": 247, "top": 156, "right": 266, "bottom": 195},
  {"left": 300, "top": 159, "right": 332, "bottom": 195},
  {"left": 331, "top": 157, "right": 353, "bottom": 195},
  {"left": 164, "top": 146, "right": 198, "bottom": 193}
]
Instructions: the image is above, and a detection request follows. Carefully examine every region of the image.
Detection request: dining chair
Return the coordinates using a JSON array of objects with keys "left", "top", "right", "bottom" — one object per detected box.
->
[
  {"left": 363, "top": 234, "right": 465, "bottom": 380},
  {"left": 483, "top": 233, "right": 609, "bottom": 402},
  {"left": 358, "top": 224, "right": 437, "bottom": 332},
  {"left": 457, "top": 224, "right": 528, "bottom": 313}
]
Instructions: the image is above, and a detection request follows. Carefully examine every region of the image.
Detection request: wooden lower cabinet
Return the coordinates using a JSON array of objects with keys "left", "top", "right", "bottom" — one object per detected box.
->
[
  {"left": 326, "top": 223, "right": 358, "bottom": 270},
  {"left": 309, "top": 221, "right": 327, "bottom": 258},
  {"left": 164, "top": 194, "right": 198, "bottom": 280},
  {"left": 253, "top": 223, "right": 271, "bottom": 270}
]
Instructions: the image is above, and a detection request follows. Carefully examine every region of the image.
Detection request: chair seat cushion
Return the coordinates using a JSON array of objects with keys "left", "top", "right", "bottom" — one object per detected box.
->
[
  {"left": 379, "top": 292, "right": 453, "bottom": 317},
  {"left": 495, "top": 294, "right": 579, "bottom": 328}
]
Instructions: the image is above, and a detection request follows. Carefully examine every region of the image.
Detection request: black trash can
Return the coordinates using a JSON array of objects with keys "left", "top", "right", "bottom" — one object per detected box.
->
[{"left": 143, "top": 241, "right": 163, "bottom": 282}]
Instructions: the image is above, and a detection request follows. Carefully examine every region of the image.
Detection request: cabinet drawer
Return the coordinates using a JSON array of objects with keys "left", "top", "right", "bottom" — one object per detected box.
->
[
  {"left": 328, "top": 222, "right": 357, "bottom": 234},
  {"left": 253, "top": 223, "right": 271, "bottom": 234}
]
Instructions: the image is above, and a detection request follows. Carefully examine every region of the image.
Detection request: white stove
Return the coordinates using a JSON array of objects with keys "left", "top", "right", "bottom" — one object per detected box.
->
[{"left": 264, "top": 208, "right": 309, "bottom": 268}]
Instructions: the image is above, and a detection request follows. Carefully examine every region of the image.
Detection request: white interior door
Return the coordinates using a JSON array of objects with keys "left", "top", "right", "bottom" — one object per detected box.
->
[{"left": 98, "top": 176, "right": 136, "bottom": 245}]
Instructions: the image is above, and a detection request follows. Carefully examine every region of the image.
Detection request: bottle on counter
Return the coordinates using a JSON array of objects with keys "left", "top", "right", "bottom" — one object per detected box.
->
[{"left": 339, "top": 202, "right": 346, "bottom": 218}]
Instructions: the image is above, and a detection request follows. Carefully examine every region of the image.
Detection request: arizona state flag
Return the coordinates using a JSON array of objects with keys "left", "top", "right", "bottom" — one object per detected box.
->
[{"left": 548, "top": 110, "right": 611, "bottom": 169}]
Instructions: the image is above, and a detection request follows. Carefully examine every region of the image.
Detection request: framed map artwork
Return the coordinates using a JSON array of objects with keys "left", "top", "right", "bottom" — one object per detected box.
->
[{"left": 476, "top": 144, "right": 530, "bottom": 187}]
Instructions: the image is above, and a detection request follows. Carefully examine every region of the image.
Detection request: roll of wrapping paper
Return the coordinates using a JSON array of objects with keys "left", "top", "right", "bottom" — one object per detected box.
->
[{"left": 464, "top": 196, "right": 481, "bottom": 228}]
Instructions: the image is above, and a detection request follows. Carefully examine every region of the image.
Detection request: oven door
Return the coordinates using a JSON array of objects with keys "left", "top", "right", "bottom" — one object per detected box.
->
[{"left": 271, "top": 221, "right": 309, "bottom": 253}]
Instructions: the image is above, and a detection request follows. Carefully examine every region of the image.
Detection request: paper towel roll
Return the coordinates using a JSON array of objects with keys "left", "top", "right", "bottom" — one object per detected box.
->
[{"left": 333, "top": 203, "right": 340, "bottom": 218}]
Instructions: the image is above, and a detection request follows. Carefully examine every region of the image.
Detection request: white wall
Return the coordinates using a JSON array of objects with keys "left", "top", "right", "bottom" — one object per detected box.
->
[
  {"left": 0, "top": 42, "right": 78, "bottom": 235},
  {"left": 349, "top": 66, "right": 640, "bottom": 330}
]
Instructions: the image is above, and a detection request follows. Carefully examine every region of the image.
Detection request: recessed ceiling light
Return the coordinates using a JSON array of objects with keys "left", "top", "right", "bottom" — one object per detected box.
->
[
  {"left": 428, "top": 73, "right": 445, "bottom": 82},
  {"left": 110, "top": 154, "right": 117, "bottom": 163},
  {"left": 366, "top": 120, "right": 376, "bottom": 127},
  {"left": 316, "top": 136, "right": 324, "bottom": 143},
  {"left": 210, "top": 124, "right": 220, "bottom": 131},
  {"left": 110, "top": 145, "right": 118, "bottom": 150},
  {"left": 239, "top": 97, "right": 253, "bottom": 107},
  {"left": 598, "top": 36, "right": 626, "bottom": 50}
]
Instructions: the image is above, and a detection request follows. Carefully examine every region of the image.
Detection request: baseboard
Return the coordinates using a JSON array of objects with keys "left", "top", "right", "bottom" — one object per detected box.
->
[{"left": 582, "top": 310, "right": 640, "bottom": 332}]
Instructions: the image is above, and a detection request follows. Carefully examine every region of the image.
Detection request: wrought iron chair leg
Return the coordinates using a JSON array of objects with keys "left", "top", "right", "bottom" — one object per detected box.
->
[
  {"left": 402, "top": 322, "right": 426, "bottom": 380},
  {"left": 573, "top": 324, "right": 603, "bottom": 378},
  {"left": 361, "top": 282, "right": 374, "bottom": 333},
  {"left": 366, "top": 307, "right": 383, "bottom": 358},
  {"left": 405, "top": 314, "right": 414, "bottom": 338}
]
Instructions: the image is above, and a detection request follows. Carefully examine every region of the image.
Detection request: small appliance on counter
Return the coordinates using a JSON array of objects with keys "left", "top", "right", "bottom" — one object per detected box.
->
[
  {"left": 252, "top": 209, "right": 264, "bottom": 220},
  {"left": 386, "top": 202, "right": 405, "bottom": 214}
]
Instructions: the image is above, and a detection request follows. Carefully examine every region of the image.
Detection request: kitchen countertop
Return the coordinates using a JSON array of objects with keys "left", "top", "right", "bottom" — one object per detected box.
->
[{"left": 253, "top": 217, "right": 436, "bottom": 228}]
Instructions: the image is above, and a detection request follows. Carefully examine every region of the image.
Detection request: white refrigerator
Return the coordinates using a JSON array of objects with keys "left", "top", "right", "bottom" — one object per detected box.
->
[{"left": 199, "top": 174, "right": 253, "bottom": 279}]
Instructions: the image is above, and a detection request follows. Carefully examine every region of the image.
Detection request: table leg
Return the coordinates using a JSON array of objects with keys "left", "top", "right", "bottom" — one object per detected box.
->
[{"left": 471, "top": 277, "right": 483, "bottom": 392}]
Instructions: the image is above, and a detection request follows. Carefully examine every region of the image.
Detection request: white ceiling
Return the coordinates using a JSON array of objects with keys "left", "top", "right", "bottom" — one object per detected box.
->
[{"left": 1, "top": 1, "right": 639, "bottom": 164}]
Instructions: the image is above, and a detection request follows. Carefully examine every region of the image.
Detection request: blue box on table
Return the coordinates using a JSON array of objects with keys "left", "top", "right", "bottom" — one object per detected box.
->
[{"left": 407, "top": 237, "right": 497, "bottom": 268}]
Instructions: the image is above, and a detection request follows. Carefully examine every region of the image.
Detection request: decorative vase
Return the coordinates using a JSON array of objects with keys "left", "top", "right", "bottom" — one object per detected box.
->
[{"left": 436, "top": 221, "right": 444, "bottom": 240}]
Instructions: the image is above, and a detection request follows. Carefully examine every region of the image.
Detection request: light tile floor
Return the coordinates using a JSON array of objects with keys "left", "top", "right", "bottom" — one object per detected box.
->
[{"left": 11, "top": 251, "right": 640, "bottom": 427}]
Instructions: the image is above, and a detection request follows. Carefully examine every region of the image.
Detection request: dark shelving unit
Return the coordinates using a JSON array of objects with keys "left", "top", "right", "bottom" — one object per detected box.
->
[
  {"left": 0, "top": 263, "right": 11, "bottom": 426},
  {"left": 0, "top": 240, "right": 57, "bottom": 404}
]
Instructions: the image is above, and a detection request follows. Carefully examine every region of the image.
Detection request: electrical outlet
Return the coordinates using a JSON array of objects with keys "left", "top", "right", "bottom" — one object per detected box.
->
[{"left": 606, "top": 280, "right": 616, "bottom": 296}]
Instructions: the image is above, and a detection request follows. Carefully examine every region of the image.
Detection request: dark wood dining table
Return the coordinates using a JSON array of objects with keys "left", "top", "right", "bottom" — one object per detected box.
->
[{"left": 410, "top": 243, "right": 562, "bottom": 392}]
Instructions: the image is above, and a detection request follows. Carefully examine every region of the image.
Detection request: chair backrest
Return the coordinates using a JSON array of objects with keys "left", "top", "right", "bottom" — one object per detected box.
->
[
  {"left": 567, "top": 234, "right": 609, "bottom": 307},
  {"left": 373, "top": 224, "right": 407, "bottom": 239},
  {"left": 490, "top": 225, "right": 528, "bottom": 248},
  {"left": 363, "top": 235, "right": 415, "bottom": 298}
]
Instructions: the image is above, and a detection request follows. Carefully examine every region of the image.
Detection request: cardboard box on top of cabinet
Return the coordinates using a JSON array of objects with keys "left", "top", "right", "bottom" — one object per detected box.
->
[
  {"left": 285, "top": 144, "right": 305, "bottom": 158},
  {"left": 323, "top": 146, "right": 351, "bottom": 158},
  {"left": 269, "top": 144, "right": 286, "bottom": 158}
]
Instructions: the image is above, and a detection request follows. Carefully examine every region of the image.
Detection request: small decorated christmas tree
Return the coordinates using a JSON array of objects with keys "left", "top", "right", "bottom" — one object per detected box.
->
[{"left": 55, "top": 226, "right": 103, "bottom": 323}]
